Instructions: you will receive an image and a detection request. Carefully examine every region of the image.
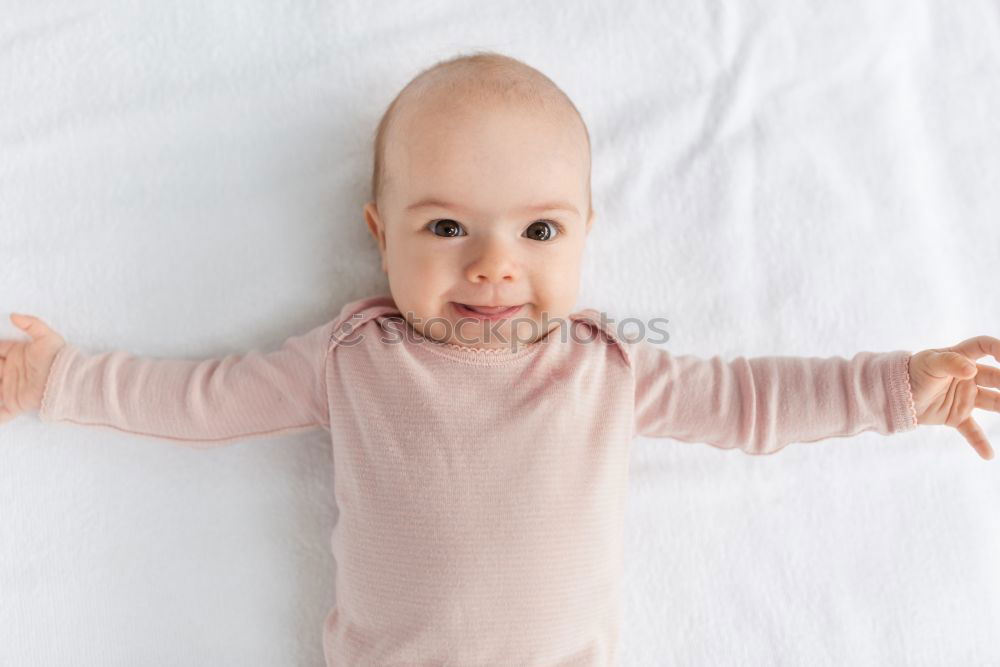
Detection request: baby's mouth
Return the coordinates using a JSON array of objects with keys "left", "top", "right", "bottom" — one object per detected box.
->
[
  {"left": 452, "top": 303, "right": 525, "bottom": 318},
  {"left": 462, "top": 304, "right": 516, "bottom": 314}
]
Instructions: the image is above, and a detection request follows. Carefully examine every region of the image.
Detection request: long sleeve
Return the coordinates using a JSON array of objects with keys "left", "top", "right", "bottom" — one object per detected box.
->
[
  {"left": 629, "top": 340, "right": 918, "bottom": 455},
  {"left": 37, "top": 319, "right": 338, "bottom": 446}
]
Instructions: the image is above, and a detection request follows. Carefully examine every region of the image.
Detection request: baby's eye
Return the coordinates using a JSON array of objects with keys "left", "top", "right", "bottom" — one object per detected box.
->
[
  {"left": 524, "top": 220, "right": 560, "bottom": 242},
  {"left": 427, "top": 219, "right": 466, "bottom": 237},
  {"left": 426, "top": 218, "right": 562, "bottom": 240}
]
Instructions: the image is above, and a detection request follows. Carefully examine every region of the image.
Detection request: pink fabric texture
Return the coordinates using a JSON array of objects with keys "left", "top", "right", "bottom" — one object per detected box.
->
[{"left": 38, "top": 294, "right": 918, "bottom": 665}]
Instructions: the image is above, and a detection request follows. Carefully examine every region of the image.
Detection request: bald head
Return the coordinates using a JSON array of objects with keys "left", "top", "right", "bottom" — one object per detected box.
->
[{"left": 370, "top": 51, "right": 592, "bottom": 216}]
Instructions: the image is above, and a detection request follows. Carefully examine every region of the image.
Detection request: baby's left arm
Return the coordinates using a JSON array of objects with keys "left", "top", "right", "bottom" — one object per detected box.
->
[{"left": 627, "top": 335, "right": 1000, "bottom": 459}]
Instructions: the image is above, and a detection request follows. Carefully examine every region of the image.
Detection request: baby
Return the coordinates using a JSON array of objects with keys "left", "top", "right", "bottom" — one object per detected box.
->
[{"left": 2, "top": 51, "right": 1000, "bottom": 666}]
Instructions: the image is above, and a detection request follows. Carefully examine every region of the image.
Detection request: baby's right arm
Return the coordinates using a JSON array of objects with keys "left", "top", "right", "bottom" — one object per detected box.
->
[{"left": 0, "top": 313, "right": 336, "bottom": 446}]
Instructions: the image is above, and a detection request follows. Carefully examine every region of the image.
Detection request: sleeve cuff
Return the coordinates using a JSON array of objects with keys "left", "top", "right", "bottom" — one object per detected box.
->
[
  {"left": 887, "top": 350, "right": 918, "bottom": 433},
  {"left": 38, "top": 342, "right": 78, "bottom": 422}
]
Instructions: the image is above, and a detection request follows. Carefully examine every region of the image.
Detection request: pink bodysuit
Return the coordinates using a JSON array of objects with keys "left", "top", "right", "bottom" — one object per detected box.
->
[{"left": 38, "top": 294, "right": 919, "bottom": 666}]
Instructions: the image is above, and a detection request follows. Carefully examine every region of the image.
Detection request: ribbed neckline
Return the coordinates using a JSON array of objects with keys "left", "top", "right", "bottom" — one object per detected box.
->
[
  {"left": 413, "top": 328, "right": 550, "bottom": 365},
  {"left": 373, "top": 313, "right": 551, "bottom": 365}
]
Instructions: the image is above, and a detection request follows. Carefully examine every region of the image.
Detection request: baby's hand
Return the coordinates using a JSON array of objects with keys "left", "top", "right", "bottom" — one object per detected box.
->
[
  {"left": 909, "top": 335, "right": 1000, "bottom": 460},
  {"left": 0, "top": 314, "right": 67, "bottom": 425}
]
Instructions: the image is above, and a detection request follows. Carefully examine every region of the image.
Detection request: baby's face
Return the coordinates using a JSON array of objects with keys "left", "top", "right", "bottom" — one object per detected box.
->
[{"left": 365, "top": 100, "right": 595, "bottom": 349}]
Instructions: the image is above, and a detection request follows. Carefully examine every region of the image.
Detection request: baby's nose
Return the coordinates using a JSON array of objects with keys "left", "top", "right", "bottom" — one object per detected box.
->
[{"left": 466, "top": 239, "right": 518, "bottom": 283}]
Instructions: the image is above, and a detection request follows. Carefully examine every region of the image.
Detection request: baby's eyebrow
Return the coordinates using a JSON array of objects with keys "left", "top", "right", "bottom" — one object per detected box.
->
[{"left": 405, "top": 198, "right": 579, "bottom": 216}]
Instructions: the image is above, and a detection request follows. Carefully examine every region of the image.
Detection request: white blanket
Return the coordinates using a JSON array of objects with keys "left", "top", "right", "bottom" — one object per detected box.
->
[{"left": 2, "top": 1, "right": 999, "bottom": 664}]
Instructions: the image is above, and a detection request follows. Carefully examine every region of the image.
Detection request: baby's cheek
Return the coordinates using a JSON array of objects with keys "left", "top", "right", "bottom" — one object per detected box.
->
[{"left": 543, "top": 268, "right": 580, "bottom": 311}]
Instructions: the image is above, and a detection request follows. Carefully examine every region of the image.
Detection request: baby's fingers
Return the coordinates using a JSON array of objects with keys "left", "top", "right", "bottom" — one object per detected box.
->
[
  {"left": 975, "top": 387, "right": 1000, "bottom": 414},
  {"left": 8, "top": 314, "right": 63, "bottom": 349},
  {"left": 951, "top": 335, "right": 1000, "bottom": 365},
  {"left": 974, "top": 363, "right": 1000, "bottom": 389},
  {"left": 957, "top": 415, "right": 993, "bottom": 460}
]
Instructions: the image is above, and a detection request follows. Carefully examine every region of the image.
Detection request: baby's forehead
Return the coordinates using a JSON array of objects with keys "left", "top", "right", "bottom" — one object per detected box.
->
[
  {"left": 396, "top": 69, "right": 577, "bottom": 134},
  {"left": 395, "top": 98, "right": 582, "bottom": 162}
]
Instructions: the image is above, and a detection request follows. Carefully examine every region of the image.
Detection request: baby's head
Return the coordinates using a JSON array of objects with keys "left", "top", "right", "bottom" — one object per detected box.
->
[{"left": 364, "top": 51, "right": 596, "bottom": 350}]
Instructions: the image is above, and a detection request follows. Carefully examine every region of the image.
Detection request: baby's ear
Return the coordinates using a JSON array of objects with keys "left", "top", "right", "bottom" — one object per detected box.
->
[
  {"left": 363, "top": 201, "right": 387, "bottom": 251},
  {"left": 363, "top": 201, "right": 389, "bottom": 275}
]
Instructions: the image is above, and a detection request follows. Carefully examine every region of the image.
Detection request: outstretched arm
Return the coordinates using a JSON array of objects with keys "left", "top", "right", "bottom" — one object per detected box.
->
[
  {"left": 629, "top": 339, "right": 918, "bottom": 455},
  {"left": 35, "top": 319, "right": 337, "bottom": 446}
]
